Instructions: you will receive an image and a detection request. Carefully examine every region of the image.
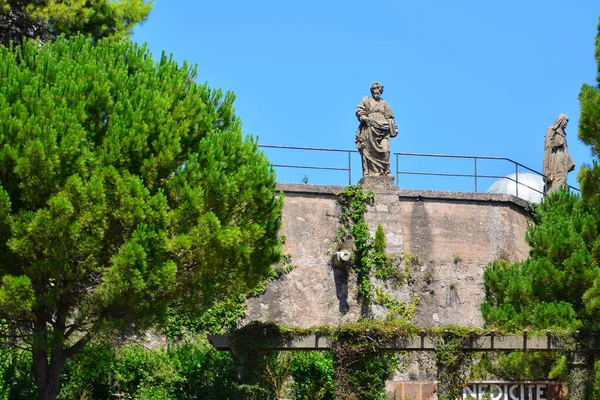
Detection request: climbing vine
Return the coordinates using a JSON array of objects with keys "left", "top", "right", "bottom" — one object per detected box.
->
[
  {"left": 374, "top": 288, "right": 420, "bottom": 321},
  {"left": 232, "top": 320, "right": 416, "bottom": 400},
  {"left": 331, "top": 338, "right": 397, "bottom": 400},
  {"left": 433, "top": 329, "right": 474, "bottom": 400},
  {"left": 337, "top": 185, "right": 376, "bottom": 304},
  {"left": 337, "top": 185, "right": 420, "bottom": 320}
]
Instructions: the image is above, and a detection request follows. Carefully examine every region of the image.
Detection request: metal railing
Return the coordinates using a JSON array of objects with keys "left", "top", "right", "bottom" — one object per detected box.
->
[
  {"left": 258, "top": 144, "right": 579, "bottom": 195},
  {"left": 259, "top": 144, "right": 357, "bottom": 185},
  {"left": 394, "top": 152, "right": 579, "bottom": 196}
]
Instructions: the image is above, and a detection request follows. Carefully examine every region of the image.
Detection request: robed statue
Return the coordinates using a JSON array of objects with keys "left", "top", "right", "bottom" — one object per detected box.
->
[
  {"left": 542, "top": 113, "right": 575, "bottom": 194},
  {"left": 355, "top": 82, "right": 398, "bottom": 177}
]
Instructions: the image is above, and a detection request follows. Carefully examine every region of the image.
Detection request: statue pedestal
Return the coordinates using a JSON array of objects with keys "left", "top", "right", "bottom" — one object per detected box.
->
[{"left": 358, "top": 175, "right": 395, "bottom": 191}]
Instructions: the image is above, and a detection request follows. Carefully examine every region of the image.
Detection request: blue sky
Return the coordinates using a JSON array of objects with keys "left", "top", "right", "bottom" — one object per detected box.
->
[{"left": 134, "top": 1, "right": 600, "bottom": 191}]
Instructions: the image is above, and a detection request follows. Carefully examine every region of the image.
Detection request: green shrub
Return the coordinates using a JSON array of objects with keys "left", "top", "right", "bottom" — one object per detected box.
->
[
  {"left": 290, "top": 352, "right": 335, "bottom": 400},
  {"left": 112, "top": 345, "right": 181, "bottom": 398},
  {"left": 169, "top": 342, "right": 236, "bottom": 399},
  {"left": 57, "top": 339, "right": 239, "bottom": 400},
  {"left": 59, "top": 343, "right": 115, "bottom": 399},
  {"left": 0, "top": 347, "right": 36, "bottom": 400}
]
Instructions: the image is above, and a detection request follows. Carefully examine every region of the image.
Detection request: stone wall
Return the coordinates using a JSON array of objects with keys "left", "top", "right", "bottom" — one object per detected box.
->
[{"left": 245, "top": 183, "right": 532, "bottom": 329}]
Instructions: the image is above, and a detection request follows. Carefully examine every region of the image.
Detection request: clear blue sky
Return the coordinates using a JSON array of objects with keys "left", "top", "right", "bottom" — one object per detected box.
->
[{"left": 134, "top": 1, "right": 600, "bottom": 191}]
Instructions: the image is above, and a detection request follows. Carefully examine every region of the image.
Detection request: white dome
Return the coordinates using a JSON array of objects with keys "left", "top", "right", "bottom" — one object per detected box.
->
[{"left": 486, "top": 172, "right": 544, "bottom": 203}]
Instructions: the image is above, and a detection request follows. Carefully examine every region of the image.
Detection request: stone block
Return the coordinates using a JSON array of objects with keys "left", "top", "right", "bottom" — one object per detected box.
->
[
  {"left": 375, "top": 203, "right": 389, "bottom": 212},
  {"left": 421, "top": 382, "right": 436, "bottom": 399},
  {"left": 359, "top": 175, "right": 395, "bottom": 191},
  {"left": 385, "top": 381, "right": 402, "bottom": 399},
  {"left": 403, "top": 382, "right": 421, "bottom": 399}
]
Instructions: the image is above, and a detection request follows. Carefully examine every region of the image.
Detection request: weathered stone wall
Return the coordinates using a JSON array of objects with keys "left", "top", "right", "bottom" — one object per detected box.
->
[
  {"left": 396, "top": 190, "right": 530, "bottom": 328},
  {"left": 244, "top": 184, "right": 358, "bottom": 327},
  {"left": 244, "top": 183, "right": 532, "bottom": 329}
]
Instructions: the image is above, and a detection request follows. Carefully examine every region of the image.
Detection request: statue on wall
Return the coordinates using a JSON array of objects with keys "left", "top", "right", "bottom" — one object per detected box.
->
[
  {"left": 355, "top": 82, "right": 398, "bottom": 177},
  {"left": 542, "top": 113, "right": 575, "bottom": 194}
]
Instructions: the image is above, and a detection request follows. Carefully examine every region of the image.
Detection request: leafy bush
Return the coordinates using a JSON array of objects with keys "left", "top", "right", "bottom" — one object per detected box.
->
[
  {"left": 28, "top": 339, "right": 238, "bottom": 400},
  {"left": 0, "top": 347, "right": 36, "bottom": 400},
  {"left": 290, "top": 352, "right": 335, "bottom": 400},
  {"left": 169, "top": 342, "right": 236, "bottom": 400}
]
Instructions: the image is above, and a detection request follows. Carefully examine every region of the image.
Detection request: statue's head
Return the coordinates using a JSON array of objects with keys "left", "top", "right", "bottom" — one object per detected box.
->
[
  {"left": 552, "top": 113, "right": 569, "bottom": 131},
  {"left": 370, "top": 82, "right": 384, "bottom": 99}
]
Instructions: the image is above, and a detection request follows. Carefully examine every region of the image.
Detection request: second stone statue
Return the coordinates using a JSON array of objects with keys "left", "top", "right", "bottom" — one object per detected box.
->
[{"left": 542, "top": 113, "right": 575, "bottom": 194}]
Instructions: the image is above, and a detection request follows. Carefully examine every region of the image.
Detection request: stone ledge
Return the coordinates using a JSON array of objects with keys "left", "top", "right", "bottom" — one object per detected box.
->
[
  {"left": 276, "top": 183, "right": 346, "bottom": 196},
  {"left": 396, "top": 189, "right": 530, "bottom": 208},
  {"left": 276, "top": 183, "right": 530, "bottom": 209}
]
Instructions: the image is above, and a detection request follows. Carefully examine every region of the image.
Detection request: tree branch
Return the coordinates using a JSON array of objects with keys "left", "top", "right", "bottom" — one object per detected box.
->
[{"left": 64, "top": 331, "right": 92, "bottom": 359}]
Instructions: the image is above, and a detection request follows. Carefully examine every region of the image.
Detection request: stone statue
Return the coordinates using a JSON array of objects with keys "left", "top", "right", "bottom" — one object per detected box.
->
[
  {"left": 355, "top": 82, "right": 398, "bottom": 177},
  {"left": 542, "top": 113, "right": 575, "bottom": 194}
]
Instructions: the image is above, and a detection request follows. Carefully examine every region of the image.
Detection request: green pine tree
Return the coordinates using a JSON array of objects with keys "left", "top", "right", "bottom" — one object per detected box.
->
[
  {"left": 482, "top": 190, "right": 600, "bottom": 332},
  {"left": 0, "top": 35, "right": 282, "bottom": 400},
  {"left": 481, "top": 17, "right": 600, "bottom": 399},
  {"left": 482, "top": 16, "right": 600, "bottom": 335},
  {"left": 0, "top": 0, "right": 152, "bottom": 46},
  {"left": 576, "top": 17, "right": 600, "bottom": 323},
  {"left": 579, "top": 19, "right": 600, "bottom": 211}
]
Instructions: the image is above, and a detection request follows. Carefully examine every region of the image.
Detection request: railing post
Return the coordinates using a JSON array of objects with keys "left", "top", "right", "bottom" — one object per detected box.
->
[
  {"left": 348, "top": 151, "right": 352, "bottom": 185},
  {"left": 395, "top": 153, "right": 399, "bottom": 188},
  {"left": 515, "top": 163, "right": 519, "bottom": 198},
  {"left": 474, "top": 158, "right": 478, "bottom": 193}
]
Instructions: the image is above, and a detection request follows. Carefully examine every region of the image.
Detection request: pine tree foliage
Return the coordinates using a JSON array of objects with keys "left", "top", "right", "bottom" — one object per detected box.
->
[
  {"left": 483, "top": 17, "right": 600, "bottom": 335},
  {"left": 481, "top": 18, "right": 600, "bottom": 391},
  {"left": 0, "top": 35, "right": 282, "bottom": 400},
  {"left": 576, "top": 17, "right": 600, "bottom": 325},
  {"left": 579, "top": 18, "right": 600, "bottom": 208},
  {"left": 0, "top": 0, "right": 152, "bottom": 46},
  {"left": 482, "top": 191, "right": 600, "bottom": 332}
]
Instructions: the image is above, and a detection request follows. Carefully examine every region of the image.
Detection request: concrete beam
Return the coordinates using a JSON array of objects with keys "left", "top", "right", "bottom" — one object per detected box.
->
[{"left": 208, "top": 331, "right": 577, "bottom": 352}]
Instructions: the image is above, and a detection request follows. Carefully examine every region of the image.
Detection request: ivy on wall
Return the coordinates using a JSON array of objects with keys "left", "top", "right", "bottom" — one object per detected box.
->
[
  {"left": 336, "top": 185, "right": 420, "bottom": 320},
  {"left": 433, "top": 329, "right": 473, "bottom": 400},
  {"left": 337, "top": 185, "right": 376, "bottom": 304}
]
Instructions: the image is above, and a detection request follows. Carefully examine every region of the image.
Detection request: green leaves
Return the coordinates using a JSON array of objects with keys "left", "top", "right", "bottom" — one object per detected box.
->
[
  {"left": 482, "top": 191, "right": 600, "bottom": 331},
  {"left": 0, "top": 33, "right": 282, "bottom": 369},
  {"left": 0, "top": 0, "right": 152, "bottom": 46},
  {"left": 290, "top": 352, "right": 335, "bottom": 400},
  {"left": 579, "top": 19, "right": 600, "bottom": 209},
  {"left": 0, "top": 275, "right": 34, "bottom": 318},
  {"left": 337, "top": 186, "right": 375, "bottom": 304},
  {"left": 480, "top": 20, "right": 600, "bottom": 385}
]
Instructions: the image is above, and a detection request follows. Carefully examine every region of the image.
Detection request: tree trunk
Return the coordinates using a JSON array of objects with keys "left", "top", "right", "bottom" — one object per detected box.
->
[
  {"left": 33, "top": 342, "right": 66, "bottom": 400},
  {"left": 32, "top": 312, "right": 67, "bottom": 400}
]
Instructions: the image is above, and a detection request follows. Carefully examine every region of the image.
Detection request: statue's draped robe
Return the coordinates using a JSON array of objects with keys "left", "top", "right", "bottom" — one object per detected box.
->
[
  {"left": 355, "top": 96, "right": 397, "bottom": 176},
  {"left": 543, "top": 126, "right": 575, "bottom": 194}
]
